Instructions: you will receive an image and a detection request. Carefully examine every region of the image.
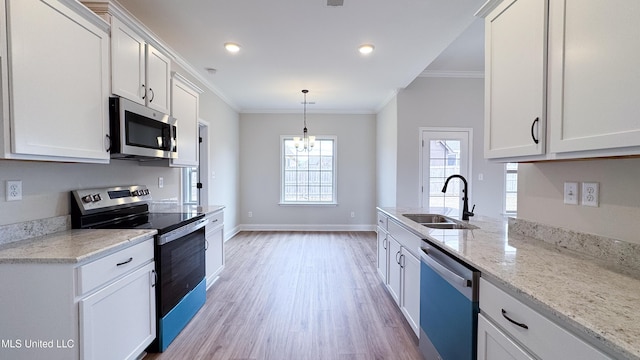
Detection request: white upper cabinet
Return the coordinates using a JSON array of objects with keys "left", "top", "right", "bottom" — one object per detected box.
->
[
  {"left": 480, "top": 0, "right": 640, "bottom": 161},
  {"left": 110, "top": 17, "right": 170, "bottom": 114},
  {"left": 547, "top": 0, "right": 640, "bottom": 154},
  {"left": 484, "top": 0, "right": 547, "bottom": 159},
  {"left": 1, "top": 0, "right": 110, "bottom": 163},
  {"left": 170, "top": 73, "right": 202, "bottom": 167}
]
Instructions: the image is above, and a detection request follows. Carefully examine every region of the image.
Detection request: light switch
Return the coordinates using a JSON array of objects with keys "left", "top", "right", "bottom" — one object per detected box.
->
[{"left": 563, "top": 182, "right": 578, "bottom": 205}]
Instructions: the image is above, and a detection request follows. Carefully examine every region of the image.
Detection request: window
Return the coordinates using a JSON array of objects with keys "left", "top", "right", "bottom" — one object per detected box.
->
[
  {"left": 281, "top": 136, "right": 337, "bottom": 204},
  {"left": 182, "top": 166, "right": 199, "bottom": 205},
  {"left": 420, "top": 129, "right": 471, "bottom": 210},
  {"left": 505, "top": 163, "right": 518, "bottom": 214}
]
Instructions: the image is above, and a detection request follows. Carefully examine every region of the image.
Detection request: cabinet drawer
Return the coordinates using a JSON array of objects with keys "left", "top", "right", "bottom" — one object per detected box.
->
[
  {"left": 205, "top": 211, "right": 224, "bottom": 234},
  {"left": 387, "top": 219, "right": 420, "bottom": 256},
  {"left": 376, "top": 212, "right": 388, "bottom": 231},
  {"left": 77, "top": 238, "right": 154, "bottom": 296},
  {"left": 479, "top": 278, "right": 610, "bottom": 360}
]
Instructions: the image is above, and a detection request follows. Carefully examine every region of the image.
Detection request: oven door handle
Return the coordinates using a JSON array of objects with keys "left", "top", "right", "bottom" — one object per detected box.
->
[{"left": 157, "top": 218, "right": 209, "bottom": 245}]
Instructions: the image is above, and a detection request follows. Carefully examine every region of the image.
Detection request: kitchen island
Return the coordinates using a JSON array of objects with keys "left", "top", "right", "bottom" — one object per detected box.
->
[{"left": 378, "top": 207, "right": 640, "bottom": 360}]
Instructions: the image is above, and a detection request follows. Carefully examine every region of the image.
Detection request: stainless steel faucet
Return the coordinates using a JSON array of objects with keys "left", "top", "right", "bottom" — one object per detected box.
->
[{"left": 441, "top": 174, "right": 475, "bottom": 221}]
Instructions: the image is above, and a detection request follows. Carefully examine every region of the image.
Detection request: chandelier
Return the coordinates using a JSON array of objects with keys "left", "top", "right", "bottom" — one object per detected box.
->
[{"left": 293, "top": 89, "right": 315, "bottom": 151}]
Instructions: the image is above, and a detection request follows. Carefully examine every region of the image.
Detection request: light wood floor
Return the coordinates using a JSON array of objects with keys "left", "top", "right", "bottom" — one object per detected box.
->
[{"left": 144, "top": 231, "right": 422, "bottom": 360}]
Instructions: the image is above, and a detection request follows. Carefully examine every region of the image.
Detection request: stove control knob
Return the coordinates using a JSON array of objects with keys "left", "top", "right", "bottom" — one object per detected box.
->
[
  {"left": 132, "top": 190, "right": 140, "bottom": 196},
  {"left": 144, "top": 189, "right": 150, "bottom": 195},
  {"left": 92, "top": 194, "right": 102, "bottom": 202},
  {"left": 82, "top": 195, "right": 93, "bottom": 203}
]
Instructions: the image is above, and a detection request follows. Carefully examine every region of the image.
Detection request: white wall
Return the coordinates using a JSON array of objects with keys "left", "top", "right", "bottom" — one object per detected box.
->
[
  {"left": 518, "top": 159, "right": 640, "bottom": 245},
  {"left": 0, "top": 159, "right": 180, "bottom": 225},
  {"left": 376, "top": 96, "right": 398, "bottom": 207},
  {"left": 189, "top": 76, "right": 241, "bottom": 237},
  {"left": 395, "top": 76, "right": 505, "bottom": 218},
  {"left": 239, "top": 113, "right": 376, "bottom": 229}
]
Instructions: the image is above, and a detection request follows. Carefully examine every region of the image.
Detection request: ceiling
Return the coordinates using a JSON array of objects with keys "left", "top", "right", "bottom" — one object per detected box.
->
[{"left": 114, "top": 0, "right": 485, "bottom": 113}]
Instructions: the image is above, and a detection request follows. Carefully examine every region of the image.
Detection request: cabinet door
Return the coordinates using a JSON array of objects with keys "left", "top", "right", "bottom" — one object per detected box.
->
[
  {"left": 7, "top": 0, "right": 109, "bottom": 162},
  {"left": 146, "top": 44, "right": 171, "bottom": 114},
  {"left": 80, "top": 262, "right": 156, "bottom": 360},
  {"left": 484, "top": 0, "right": 546, "bottom": 159},
  {"left": 548, "top": 0, "right": 640, "bottom": 153},
  {"left": 205, "top": 225, "right": 224, "bottom": 288},
  {"left": 376, "top": 229, "right": 388, "bottom": 284},
  {"left": 387, "top": 237, "right": 402, "bottom": 306},
  {"left": 170, "top": 75, "right": 200, "bottom": 167},
  {"left": 111, "top": 17, "right": 146, "bottom": 105},
  {"left": 477, "top": 314, "right": 535, "bottom": 360},
  {"left": 400, "top": 249, "right": 420, "bottom": 337}
]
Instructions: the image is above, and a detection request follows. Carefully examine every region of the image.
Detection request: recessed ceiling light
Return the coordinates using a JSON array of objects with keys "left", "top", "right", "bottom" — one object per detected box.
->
[
  {"left": 358, "top": 44, "right": 375, "bottom": 55},
  {"left": 224, "top": 42, "right": 241, "bottom": 53}
]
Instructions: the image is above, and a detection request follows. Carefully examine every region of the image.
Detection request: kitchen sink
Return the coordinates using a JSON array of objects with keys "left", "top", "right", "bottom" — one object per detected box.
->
[{"left": 402, "top": 213, "right": 478, "bottom": 230}]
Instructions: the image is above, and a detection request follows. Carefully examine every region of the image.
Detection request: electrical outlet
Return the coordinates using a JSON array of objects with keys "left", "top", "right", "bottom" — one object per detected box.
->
[
  {"left": 563, "top": 182, "right": 578, "bottom": 205},
  {"left": 582, "top": 182, "right": 599, "bottom": 207},
  {"left": 158, "top": 177, "right": 164, "bottom": 188},
  {"left": 6, "top": 180, "right": 22, "bottom": 201},
  {"left": 350, "top": 211, "right": 355, "bottom": 218},
  {"left": 248, "top": 211, "right": 253, "bottom": 218}
]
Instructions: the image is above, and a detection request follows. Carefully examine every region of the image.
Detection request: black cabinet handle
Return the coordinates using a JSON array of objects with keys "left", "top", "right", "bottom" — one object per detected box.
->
[
  {"left": 400, "top": 254, "right": 405, "bottom": 269},
  {"left": 116, "top": 257, "right": 133, "bottom": 266},
  {"left": 395, "top": 251, "right": 401, "bottom": 264},
  {"left": 205, "top": 239, "right": 209, "bottom": 251},
  {"left": 383, "top": 238, "right": 387, "bottom": 250},
  {"left": 141, "top": 84, "right": 146, "bottom": 100},
  {"left": 151, "top": 269, "right": 157, "bottom": 287},
  {"left": 149, "top": 88, "right": 155, "bottom": 102},
  {"left": 502, "top": 309, "right": 529, "bottom": 329},
  {"left": 531, "top": 117, "right": 539, "bottom": 144},
  {"left": 105, "top": 134, "right": 111, "bottom": 152}
]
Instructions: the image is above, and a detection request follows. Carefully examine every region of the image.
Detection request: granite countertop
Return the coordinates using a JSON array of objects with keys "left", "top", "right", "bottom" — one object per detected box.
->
[
  {"left": 0, "top": 229, "right": 157, "bottom": 265},
  {"left": 378, "top": 207, "right": 640, "bottom": 360}
]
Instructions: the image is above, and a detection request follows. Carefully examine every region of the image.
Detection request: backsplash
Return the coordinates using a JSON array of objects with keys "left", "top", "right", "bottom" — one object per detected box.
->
[
  {"left": 509, "top": 217, "right": 640, "bottom": 275},
  {"left": 0, "top": 215, "right": 70, "bottom": 246}
]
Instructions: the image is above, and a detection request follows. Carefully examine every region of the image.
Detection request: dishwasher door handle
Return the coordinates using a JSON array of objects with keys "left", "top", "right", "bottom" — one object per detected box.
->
[{"left": 422, "top": 252, "right": 470, "bottom": 289}]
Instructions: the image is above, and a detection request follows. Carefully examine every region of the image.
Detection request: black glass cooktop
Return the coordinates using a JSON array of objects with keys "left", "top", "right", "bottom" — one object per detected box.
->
[{"left": 95, "top": 212, "right": 205, "bottom": 234}]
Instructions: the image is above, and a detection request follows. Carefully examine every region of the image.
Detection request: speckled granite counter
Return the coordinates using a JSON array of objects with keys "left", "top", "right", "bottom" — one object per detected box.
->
[
  {"left": 149, "top": 202, "right": 225, "bottom": 215},
  {"left": 378, "top": 207, "right": 640, "bottom": 360},
  {"left": 0, "top": 229, "right": 157, "bottom": 264}
]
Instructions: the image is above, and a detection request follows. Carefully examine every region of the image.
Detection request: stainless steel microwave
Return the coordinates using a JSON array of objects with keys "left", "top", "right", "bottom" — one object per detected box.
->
[{"left": 108, "top": 97, "right": 177, "bottom": 160}]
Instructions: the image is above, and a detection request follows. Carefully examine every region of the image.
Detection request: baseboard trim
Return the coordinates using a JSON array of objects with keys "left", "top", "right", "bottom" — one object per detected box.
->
[{"left": 239, "top": 224, "right": 376, "bottom": 232}]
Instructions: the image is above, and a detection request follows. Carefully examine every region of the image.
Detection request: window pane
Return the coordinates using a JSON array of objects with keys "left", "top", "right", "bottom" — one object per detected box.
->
[
  {"left": 282, "top": 137, "right": 336, "bottom": 204},
  {"left": 428, "top": 139, "right": 462, "bottom": 210}
]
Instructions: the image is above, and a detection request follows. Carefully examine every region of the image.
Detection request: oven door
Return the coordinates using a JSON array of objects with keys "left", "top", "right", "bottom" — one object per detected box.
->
[{"left": 156, "top": 226, "right": 206, "bottom": 317}]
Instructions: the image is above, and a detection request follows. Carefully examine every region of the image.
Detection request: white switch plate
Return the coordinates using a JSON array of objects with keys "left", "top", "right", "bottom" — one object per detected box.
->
[
  {"left": 158, "top": 177, "right": 164, "bottom": 188},
  {"left": 6, "top": 180, "right": 22, "bottom": 201},
  {"left": 564, "top": 182, "right": 578, "bottom": 205},
  {"left": 582, "top": 182, "right": 599, "bottom": 207}
]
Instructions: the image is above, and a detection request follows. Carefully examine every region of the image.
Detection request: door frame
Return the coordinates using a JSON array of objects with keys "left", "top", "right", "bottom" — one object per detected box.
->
[{"left": 418, "top": 127, "right": 473, "bottom": 209}]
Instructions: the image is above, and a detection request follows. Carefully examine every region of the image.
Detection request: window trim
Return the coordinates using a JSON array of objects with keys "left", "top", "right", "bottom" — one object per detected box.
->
[
  {"left": 279, "top": 135, "right": 338, "bottom": 206},
  {"left": 504, "top": 162, "right": 518, "bottom": 215}
]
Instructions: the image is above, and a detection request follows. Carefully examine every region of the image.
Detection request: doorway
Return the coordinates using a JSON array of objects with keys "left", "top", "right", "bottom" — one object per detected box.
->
[{"left": 420, "top": 128, "right": 472, "bottom": 211}]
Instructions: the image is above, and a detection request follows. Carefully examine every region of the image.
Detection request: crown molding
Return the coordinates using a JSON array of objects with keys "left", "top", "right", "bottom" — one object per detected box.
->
[
  {"left": 418, "top": 70, "right": 484, "bottom": 79},
  {"left": 474, "top": 0, "right": 504, "bottom": 18}
]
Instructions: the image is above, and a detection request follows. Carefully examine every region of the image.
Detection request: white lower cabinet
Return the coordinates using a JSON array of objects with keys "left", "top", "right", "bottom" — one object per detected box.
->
[
  {"left": 80, "top": 262, "right": 156, "bottom": 360},
  {"left": 478, "top": 278, "right": 611, "bottom": 360},
  {"left": 376, "top": 229, "right": 389, "bottom": 284},
  {"left": 204, "top": 210, "right": 225, "bottom": 289},
  {"left": 478, "top": 313, "right": 534, "bottom": 360},
  {"left": 0, "top": 236, "right": 156, "bottom": 360},
  {"left": 378, "top": 212, "right": 421, "bottom": 338}
]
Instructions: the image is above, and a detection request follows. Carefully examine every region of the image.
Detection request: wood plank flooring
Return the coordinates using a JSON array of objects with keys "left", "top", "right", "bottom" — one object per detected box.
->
[{"left": 144, "top": 231, "right": 422, "bottom": 360}]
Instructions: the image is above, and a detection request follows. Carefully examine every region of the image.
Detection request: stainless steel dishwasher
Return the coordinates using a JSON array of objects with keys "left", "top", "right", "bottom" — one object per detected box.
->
[{"left": 419, "top": 243, "right": 480, "bottom": 360}]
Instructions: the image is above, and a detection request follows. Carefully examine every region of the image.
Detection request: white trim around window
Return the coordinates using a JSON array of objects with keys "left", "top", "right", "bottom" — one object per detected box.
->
[{"left": 279, "top": 135, "right": 338, "bottom": 206}]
